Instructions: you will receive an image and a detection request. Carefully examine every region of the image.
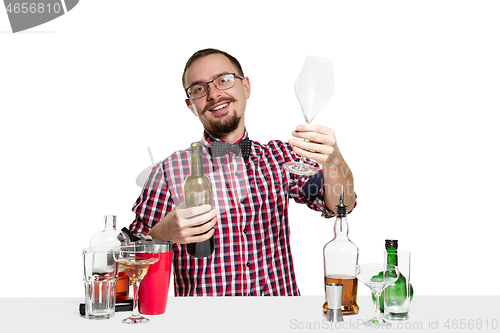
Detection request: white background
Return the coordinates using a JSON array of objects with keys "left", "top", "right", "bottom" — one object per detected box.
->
[{"left": 1, "top": 0, "right": 499, "bottom": 298}]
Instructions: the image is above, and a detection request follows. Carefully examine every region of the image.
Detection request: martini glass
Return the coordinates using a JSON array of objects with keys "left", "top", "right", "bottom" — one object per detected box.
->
[
  {"left": 113, "top": 244, "right": 160, "bottom": 324},
  {"left": 356, "top": 264, "right": 400, "bottom": 327},
  {"left": 283, "top": 56, "right": 335, "bottom": 176}
]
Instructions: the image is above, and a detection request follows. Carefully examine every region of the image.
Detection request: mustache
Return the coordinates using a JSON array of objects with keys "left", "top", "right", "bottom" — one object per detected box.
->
[{"left": 203, "top": 97, "right": 237, "bottom": 113}]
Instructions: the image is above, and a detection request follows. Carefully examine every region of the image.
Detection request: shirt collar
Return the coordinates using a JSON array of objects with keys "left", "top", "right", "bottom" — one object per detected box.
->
[{"left": 202, "top": 129, "right": 250, "bottom": 147}]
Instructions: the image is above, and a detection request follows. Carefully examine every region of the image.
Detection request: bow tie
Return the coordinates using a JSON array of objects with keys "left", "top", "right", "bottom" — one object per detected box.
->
[{"left": 210, "top": 138, "right": 251, "bottom": 159}]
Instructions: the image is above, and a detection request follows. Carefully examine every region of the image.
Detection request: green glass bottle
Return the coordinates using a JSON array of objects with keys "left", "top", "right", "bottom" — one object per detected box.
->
[{"left": 375, "top": 239, "right": 413, "bottom": 313}]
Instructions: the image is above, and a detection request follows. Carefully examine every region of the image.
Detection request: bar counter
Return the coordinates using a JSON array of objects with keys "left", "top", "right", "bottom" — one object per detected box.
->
[{"left": 1, "top": 295, "right": 498, "bottom": 332}]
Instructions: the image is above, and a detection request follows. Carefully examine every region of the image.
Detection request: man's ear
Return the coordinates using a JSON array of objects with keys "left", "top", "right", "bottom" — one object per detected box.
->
[
  {"left": 243, "top": 77, "right": 251, "bottom": 99},
  {"left": 185, "top": 98, "right": 198, "bottom": 117}
]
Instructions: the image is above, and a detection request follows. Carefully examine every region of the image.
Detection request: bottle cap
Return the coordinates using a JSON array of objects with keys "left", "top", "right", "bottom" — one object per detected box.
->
[
  {"left": 325, "top": 283, "right": 344, "bottom": 322},
  {"left": 385, "top": 239, "right": 398, "bottom": 249},
  {"left": 120, "top": 227, "right": 142, "bottom": 242}
]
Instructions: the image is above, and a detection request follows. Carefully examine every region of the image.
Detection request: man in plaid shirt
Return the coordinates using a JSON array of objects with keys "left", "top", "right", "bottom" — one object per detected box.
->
[{"left": 129, "top": 49, "right": 356, "bottom": 296}]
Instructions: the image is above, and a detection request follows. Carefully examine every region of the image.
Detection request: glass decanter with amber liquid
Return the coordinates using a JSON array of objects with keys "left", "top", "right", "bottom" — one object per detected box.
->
[
  {"left": 90, "top": 215, "right": 130, "bottom": 301},
  {"left": 323, "top": 187, "right": 359, "bottom": 315}
]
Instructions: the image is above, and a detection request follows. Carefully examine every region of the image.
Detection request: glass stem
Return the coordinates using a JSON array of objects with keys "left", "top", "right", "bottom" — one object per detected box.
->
[
  {"left": 297, "top": 138, "right": 309, "bottom": 169},
  {"left": 373, "top": 290, "right": 382, "bottom": 317},
  {"left": 132, "top": 279, "right": 141, "bottom": 318}
]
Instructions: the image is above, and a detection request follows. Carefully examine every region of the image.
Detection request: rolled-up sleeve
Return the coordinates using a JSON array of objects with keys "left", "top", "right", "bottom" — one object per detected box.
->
[
  {"left": 129, "top": 162, "right": 175, "bottom": 236},
  {"left": 281, "top": 142, "right": 357, "bottom": 218}
]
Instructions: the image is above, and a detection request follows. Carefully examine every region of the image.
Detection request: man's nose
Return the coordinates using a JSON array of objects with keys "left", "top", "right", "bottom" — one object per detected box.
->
[{"left": 206, "top": 82, "right": 221, "bottom": 100}]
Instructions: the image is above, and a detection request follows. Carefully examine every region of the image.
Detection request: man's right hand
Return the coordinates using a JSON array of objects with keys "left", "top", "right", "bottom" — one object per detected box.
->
[{"left": 147, "top": 203, "right": 217, "bottom": 244}]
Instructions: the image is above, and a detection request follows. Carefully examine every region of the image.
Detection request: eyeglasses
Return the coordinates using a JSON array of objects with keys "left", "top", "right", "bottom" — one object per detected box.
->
[{"left": 185, "top": 73, "right": 244, "bottom": 100}]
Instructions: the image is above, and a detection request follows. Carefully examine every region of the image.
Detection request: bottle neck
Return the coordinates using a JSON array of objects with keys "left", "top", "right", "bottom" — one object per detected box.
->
[
  {"left": 190, "top": 145, "right": 203, "bottom": 176},
  {"left": 103, "top": 215, "right": 116, "bottom": 231},
  {"left": 386, "top": 247, "right": 398, "bottom": 266},
  {"left": 333, "top": 216, "right": 349, "bottom": 239}
]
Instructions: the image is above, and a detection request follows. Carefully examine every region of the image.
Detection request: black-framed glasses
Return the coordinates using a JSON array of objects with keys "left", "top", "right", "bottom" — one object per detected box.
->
[{"left": 185, "top": 73, "right": 244, "bottom": 100}]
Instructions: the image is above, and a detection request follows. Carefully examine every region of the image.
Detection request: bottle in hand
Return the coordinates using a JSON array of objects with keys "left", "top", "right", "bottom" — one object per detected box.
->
[{"left": 184, "top": 142, "right": 215, "bottom": 258}]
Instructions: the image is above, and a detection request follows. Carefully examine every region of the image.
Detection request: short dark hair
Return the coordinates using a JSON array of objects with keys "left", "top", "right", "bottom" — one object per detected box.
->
[{"left": 182, "top": 48, "right": 245, "bottom": 89}]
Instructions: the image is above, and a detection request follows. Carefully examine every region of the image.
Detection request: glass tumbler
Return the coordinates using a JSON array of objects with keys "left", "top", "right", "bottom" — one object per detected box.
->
[
  {"left": 383, "top": 250, "right": 412, "bottom": 320},
  {"left": 82, "top": 248, "right": 118, "bottom": 320}
]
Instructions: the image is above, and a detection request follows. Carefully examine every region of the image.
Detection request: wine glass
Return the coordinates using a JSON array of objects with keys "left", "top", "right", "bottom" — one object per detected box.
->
[
  {"left": 356, "top": 264, "right": 400, "bottom": 327},
  {"left": 283, "top": 56, "right": 335, "bottom": 176},
  {"left": 113, "top": 244, "right": 160, "bottom": 324}
]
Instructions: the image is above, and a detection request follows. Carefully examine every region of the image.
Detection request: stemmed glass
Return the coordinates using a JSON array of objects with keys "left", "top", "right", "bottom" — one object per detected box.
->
[
  {"left": 283, "top": 56, "right": 335, "bottom": 176},
  {"left": 356, "top": 264, "right": 400, "bottom": 327},
  {"left": 113, "top": 244, "right": 160, "bottom": 324}
]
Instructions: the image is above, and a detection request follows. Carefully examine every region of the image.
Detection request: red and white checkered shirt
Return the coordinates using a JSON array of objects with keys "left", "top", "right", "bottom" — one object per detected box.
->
[{"left": 129, "top": 130, "right": 348, "bottom": 296}]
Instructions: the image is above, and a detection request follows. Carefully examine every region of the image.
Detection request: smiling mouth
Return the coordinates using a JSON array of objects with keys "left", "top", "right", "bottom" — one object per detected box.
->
[
  {"left": 210, "top": 103, "right": 228, "bottom": 111},
  {"left": 206, "top": 100, "right": 233, "bottom": 115}
]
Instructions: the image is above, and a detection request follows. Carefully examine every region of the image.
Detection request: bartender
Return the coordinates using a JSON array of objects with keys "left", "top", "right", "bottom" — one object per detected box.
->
[{"left": 129, "top": 48, "right": 355, "bottom": 296}]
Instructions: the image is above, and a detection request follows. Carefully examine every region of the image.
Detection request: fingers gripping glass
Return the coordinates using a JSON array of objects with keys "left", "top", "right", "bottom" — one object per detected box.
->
[
  {"left": 186, "top": 73, "right": 244, "bottom": 99},
  {"left": 283, "top": 56, "right": 335, "bottom": 176}
]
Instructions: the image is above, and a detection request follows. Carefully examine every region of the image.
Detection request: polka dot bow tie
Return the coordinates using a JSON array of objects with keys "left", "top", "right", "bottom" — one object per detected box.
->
[{"left": 210, "top": 138, "right": 251, "bottom": 159}]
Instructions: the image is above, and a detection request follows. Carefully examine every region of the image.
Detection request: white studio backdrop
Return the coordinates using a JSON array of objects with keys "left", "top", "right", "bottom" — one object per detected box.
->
[{"left": 1, "top": 0, "right": 499, "bottom": 298}]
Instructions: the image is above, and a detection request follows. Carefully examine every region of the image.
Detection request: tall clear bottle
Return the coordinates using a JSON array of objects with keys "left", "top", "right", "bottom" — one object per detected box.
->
[
  {"left": 89, "top": 215, "right": 130, "bottom": 301},
  {"left": 323, "top": 187, "right": 359, "bottom": 315},
  {"left": 184, "top": 142, "right": 215, "bottom": 258}
]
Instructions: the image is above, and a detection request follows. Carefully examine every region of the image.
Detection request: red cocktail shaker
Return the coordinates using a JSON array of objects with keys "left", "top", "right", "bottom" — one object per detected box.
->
[{"left": 138, "top": 240, "right": 173, "bottom": 315}]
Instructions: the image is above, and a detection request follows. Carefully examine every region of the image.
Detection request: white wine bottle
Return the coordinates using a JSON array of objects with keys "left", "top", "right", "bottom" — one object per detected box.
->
[{"left": 184, "top": 142, "right": 215, "bottom": 258}]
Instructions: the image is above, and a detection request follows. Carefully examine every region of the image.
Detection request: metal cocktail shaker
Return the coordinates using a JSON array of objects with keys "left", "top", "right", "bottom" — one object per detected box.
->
[{"left": 138, "top": 240, "right": 173, "bottom": 315}]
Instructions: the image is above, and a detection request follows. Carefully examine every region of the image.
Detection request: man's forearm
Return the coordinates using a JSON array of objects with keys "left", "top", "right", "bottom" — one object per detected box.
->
[{"left": 322, "top": 151, "right": 355, "bottom": 212}]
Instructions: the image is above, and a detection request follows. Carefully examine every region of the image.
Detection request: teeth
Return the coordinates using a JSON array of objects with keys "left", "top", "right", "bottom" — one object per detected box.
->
[{"left": 212, "top": 103, "right": 228, "bottom": 111}]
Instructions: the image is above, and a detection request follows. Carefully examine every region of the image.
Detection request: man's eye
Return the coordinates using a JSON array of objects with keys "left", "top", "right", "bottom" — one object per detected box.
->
[
  {"left": 218, "top": 77, "right": 230, "bottom": 85},
  {"left": 193, "top": 85, "right": 206, "bottom": 93}
]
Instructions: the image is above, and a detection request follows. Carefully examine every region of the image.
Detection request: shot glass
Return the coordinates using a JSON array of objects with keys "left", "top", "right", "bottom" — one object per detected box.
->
[{"left": 82, "top": 248, "right": 119, "bottom": 320}]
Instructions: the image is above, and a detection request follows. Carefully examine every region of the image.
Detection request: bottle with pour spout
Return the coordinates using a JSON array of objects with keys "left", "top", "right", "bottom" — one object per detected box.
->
[{"left": 323, "top": 187, "right": 359, "bottom": 315}]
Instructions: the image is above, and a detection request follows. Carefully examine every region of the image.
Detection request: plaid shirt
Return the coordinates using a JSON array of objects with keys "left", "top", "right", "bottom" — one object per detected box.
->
[{"left": 129, "top": 130, "right": 347, "bottom": 296}]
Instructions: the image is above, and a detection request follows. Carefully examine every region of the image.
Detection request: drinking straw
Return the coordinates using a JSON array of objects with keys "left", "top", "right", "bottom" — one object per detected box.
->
[{"left": 147, "top": 147, "right": 155, "bottom": 165}]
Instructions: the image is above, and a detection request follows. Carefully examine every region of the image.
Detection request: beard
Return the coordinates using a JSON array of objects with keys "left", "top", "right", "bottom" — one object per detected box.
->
[
  {"left": 203, "top": 97, "right": 241, "bottom": 134},
  {"left": 209, "top": 112, "right": 242, "bottom": 134}
]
